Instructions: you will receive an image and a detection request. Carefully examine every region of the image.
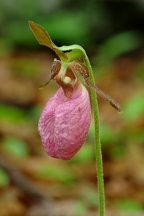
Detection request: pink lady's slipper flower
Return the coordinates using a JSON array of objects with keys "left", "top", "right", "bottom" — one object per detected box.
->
[
  {"left": 29, "top": 22, "right": 122, "bottom": 216},
  {"left": 29, "top": 21, "right": 122, "bottom": 160},
  {"left": 38, "top": 60, "right": 91, "bottom": 160}
]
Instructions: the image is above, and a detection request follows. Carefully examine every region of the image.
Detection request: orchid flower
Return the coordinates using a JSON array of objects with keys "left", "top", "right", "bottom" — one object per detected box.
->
[
  {"left": 29, "top": 21, "right": 122, "bottom": 216},
  {"left": 38, "top": 59, "right": 91, "bottom": 160}
]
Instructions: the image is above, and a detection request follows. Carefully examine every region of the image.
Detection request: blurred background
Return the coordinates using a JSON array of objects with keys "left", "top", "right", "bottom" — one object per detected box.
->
[{"left": 0, "top": 0, "right": 144, "bottom": 215}]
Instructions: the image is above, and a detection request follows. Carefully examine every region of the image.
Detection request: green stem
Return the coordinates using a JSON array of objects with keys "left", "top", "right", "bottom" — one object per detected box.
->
[{"left": 85, "top": 56, "right": 105, "bottom": 216}]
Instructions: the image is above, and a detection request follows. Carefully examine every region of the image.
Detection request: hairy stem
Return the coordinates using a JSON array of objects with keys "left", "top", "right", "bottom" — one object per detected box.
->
[{"left": 85, "top": 56, "right": 105, "bottom": 216}]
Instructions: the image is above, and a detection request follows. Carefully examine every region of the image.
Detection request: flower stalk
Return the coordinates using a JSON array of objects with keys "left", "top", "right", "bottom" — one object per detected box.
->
[{"left": 85, "top": 56, "right": 105, "bottom": 216}]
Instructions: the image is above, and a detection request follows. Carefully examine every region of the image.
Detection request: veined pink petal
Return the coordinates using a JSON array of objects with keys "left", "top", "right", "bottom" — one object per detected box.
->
[{"left": 38, "top": 84, "right": 91, "bottom": 160}]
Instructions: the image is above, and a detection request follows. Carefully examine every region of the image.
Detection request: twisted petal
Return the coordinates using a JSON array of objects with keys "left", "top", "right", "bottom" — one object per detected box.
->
[{"left": 38, "top": 84, "right": 91, "bottom": 160}]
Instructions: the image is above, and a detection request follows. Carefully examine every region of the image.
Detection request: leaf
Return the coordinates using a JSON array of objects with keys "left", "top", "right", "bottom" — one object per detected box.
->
[
  {"left": 0, "top": 104, "right": 27, "bottom": 123},
  {"left": 28, "top": 105, "right": 42, "bottom": 122},
  {"left": 71, "top": 144, "right": 94, "bottom": 163},
  {"left": 2, "top": 136, "right": 29, "bottom": 158},
  {"left": 123, "top": 93, "right": 144, "bottom": 122},
  {"left": 29, "top": 21, "right": 67, "bottom": 59},
  {"left": 88, "top": 123, "right": 117, "bottom": 146},
  {"left": 29, "top": 21, "right": 88, "bottom": 62},
  {"left": 97, "top": 31, "right": 141, "bottom": 65}
]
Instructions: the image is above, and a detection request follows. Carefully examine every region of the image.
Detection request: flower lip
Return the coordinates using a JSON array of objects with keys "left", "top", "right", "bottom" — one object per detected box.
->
[{"left": 38, "top": 83, "right": 91, "bottom": 160}]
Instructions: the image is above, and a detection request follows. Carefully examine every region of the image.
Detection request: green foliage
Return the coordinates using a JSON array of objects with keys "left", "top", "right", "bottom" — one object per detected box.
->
[
  {"left": 5, "top": 21, "right": 35, "bottom": 46},
  {"left": 117, "top": 199, "right": 143, "bottom": 212},
  {"left": 123, "top": 93, "right": 144, "bottom": 122},
  {"left": 110, "top": 142, "right": 126, "bottom": 160},
  {"left": 1, "top": 0, "right": 144, "bottom": 53},
  {"left": 100, "top": 124, "right": 117, "bottom": 146},
  {"left": 71, "top": 144, "right": 94, "bottom": 163},
  {"left": 35, "top": 165, "right": 75, "bottom": 184},
  {"left": 88, "top": 123, "right": 117, "bottom": 146},
  {"left": 96, "top": 31, "right": 141, "bottom": 66},
  {"left": 0, "top": 104, "right": 27, "bottom": 123},
  {"left": 3, "top": 11, "right": 90, "bottom": 47},
  {"left": 89, "top": 122, "right": 126, "bottom": 159},
  {"left": 0, "top": 169, "right": 10, "bottom": 187},
  {"left": 0, "top": 0, "right": 39, "bottom": 19},
  {"left": 28, "top": 105, "right": 42, "bottom": 122},
  {"left": 39, "top": 11, "right": 90, "bottom": 45},
  {"left": 2, "top": 136, "right": 29, "bottom": 158}
]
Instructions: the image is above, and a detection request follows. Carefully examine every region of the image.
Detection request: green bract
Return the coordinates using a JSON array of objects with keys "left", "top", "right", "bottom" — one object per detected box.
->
[{"left": 29, "top": 21, "right": 88, "bottom": 65}]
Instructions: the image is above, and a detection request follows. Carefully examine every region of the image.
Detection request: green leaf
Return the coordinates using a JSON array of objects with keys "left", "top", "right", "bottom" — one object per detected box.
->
[
  {"left": 0, "top": 104, "right": 27, "bottom": 123},
  {"left": 29, "top": 21, "right": 88, "bottom": 63},
  {"left": 110, "top": 142, "right": 126, "bottom": 159},
  {"left": 29, "top": 21, "right": 67, "bottom": 59},
  {"left": 88, "top": 122, "right": 117, "bottom": 146},
  {"left": 2, "top": 136, "right": 29, "bottom": 158},
  {"left": 40, "top": 11, "right": 90, "bottom": 46},
  {"left": 71, "top": 144, "right": 94, "bottom": 163},
  {"left": 123, "top": 93, "right": 144, "bottom": 122},
  {"left": 28, "top": 105, "right": 42, "bottom": 122},
  {"left": 100, "top": 124, "right": 117, "bottom": 146},
  {"left": 0, "top": 169, "right": 10, "bottom": 187},
  {"left": 97, "top": 31, "right": 141, "bottom": 65}
]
